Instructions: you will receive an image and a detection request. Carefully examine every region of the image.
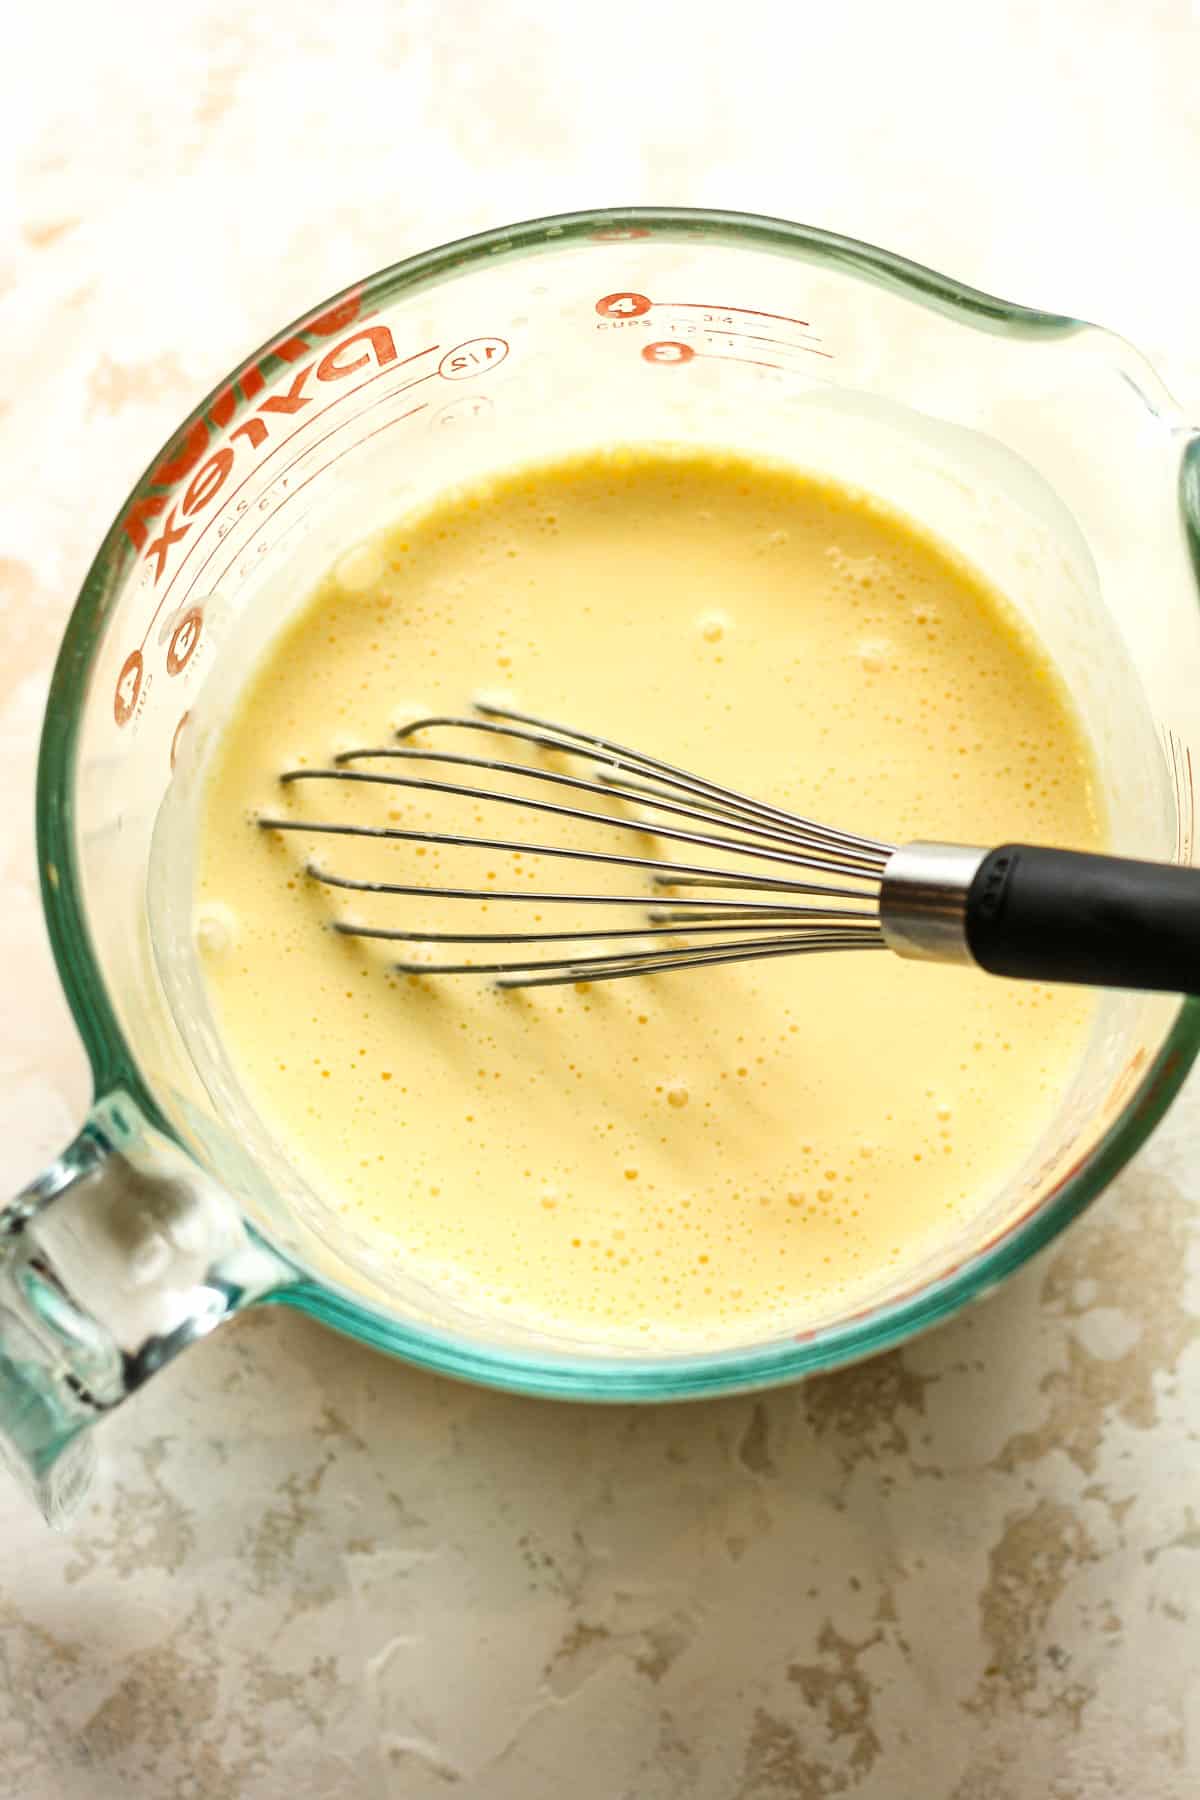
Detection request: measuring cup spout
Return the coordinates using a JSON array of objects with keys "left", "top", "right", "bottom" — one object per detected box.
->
[{"left": 0, "top": 1092, "right": 290, "bottom": 1522}]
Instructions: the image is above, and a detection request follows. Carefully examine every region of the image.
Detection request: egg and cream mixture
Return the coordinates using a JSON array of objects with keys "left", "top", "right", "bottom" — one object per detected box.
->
[{"left": 197, "top": 448, "right": 1100, "bottom": 1345}]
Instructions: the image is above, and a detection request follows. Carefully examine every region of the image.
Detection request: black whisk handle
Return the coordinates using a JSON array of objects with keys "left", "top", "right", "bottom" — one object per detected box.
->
[{"left": 965, "top": 845, "right": 1200, "bottom": 994}]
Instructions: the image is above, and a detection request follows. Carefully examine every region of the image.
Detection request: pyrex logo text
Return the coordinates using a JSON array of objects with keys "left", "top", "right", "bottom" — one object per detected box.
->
[{"left": 120, "top": 288, "right": 399, "bottom": 584}]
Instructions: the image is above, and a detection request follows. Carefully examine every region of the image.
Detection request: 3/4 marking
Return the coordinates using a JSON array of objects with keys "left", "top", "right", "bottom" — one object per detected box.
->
[
  {"left": 600, "top": 293, "right": 832, "bottom": 363},
  {"left": 438, "top": 338, "right": 509, "bottom": 380},
  {"left": 641, "top": 341, "right": 695, "bottom": 365},
  {"left": 659, "top": 300, "right": 813, "bottom": 330},
  {"left": 596, "top": 292, "right": 652, "bottom": 318}
]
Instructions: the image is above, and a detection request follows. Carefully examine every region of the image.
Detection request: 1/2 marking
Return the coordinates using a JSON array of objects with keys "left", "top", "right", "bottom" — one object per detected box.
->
[{"left": 438, "top": 338, "right": 509, "bottom": 381}]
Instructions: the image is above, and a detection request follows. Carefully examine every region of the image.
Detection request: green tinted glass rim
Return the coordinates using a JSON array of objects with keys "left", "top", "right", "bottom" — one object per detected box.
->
[{"left": 36, "top": 205, "right": 1200, "bottom": 1398}]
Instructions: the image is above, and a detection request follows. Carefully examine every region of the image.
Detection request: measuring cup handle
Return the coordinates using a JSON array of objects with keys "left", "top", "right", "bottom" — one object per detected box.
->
[{"left": 0, "top": 1092, "right": 291, "bottom": 1524}]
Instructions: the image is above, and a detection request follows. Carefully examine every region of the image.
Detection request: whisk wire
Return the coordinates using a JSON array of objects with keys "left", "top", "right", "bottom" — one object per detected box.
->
[
  {"left": 272, "top": 759, "right": 885, "bottom": 880},
  {"left": 395, "top": 706, "right": 890, "bottom": 860},
  {"left": 490, "top": 933, "right": 886, "bottom": 991},
  {"left": 258, "top": 703, "right": 896, "bottom": 986}
]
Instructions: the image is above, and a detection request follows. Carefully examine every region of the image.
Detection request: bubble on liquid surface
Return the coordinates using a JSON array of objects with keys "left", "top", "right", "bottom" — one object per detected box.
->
[
  {"left": 195, "top": 903, "right": 238, "bottom": 956},
  {"left": 697, "top": 609, "right": 731, "bottom": 643},
  {"left": 857, "top": 637, "right": 893, "bottom": 673}
]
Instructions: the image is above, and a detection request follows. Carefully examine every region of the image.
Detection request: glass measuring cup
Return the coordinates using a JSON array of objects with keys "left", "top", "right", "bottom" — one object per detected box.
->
[{"left": 5, "top": 207, "right": 1200, "bottom": 1523}]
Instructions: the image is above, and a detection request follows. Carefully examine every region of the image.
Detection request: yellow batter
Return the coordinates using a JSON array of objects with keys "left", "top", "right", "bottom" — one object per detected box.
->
[{"left": 196, "top": 448, "right": 1101, "bottom": 1346}]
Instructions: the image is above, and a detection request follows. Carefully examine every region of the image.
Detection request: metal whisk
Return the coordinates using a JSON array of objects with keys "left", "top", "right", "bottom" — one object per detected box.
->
[{"left": 259, "top": 703, "right": 1200, "bottom": 996}]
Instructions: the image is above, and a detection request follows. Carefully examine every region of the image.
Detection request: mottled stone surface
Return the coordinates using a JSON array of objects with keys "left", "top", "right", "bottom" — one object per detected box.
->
[{"left": 2, "top": 3, "right": 1199, "bottom": 1794}]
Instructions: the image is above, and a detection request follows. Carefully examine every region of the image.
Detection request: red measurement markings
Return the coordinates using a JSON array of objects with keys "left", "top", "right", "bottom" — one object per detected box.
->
[
  {"left": 597, "top": 293, "right": 821, "bottom": 338},
  {"left": 165, "top": 607, "right": 203, "bottom": 676},
  {"left": 667, "top": 325, "right": 834, "bottom": 361},
  {"left": 694, "top": 353, "right": 786, "bottom": 372},
  {"left": 114, "top": 650, "right": 144, "bottom": 727},
  {"left": 141, "top": 334, "right": 510, "bottom": 653},
  {"left": 641, "top": 341, "right": 695, "bottom": 365},
  {"left": 658, "top": 301, "right": 813, "bottom": 330},
  {"left": 204, "top": 405, "right": 430, "bottom": 600},
  {"left": 438, "top": 337, "right": 508, "bottom": 379},
  {"left": 118, "top": 325, "right": 511, "bottom": 728},
  {"left": 596, "top": 292, "right": 652, "bottom": 318},
  {"left": 121, "top": 294, "right": 380, "bottom": 562},
  {"left": 138, "top": 344, "right": 440, "bottom": 650},
  {"left": 1103, "top": 1045, "right": 1149, "bottom": 1127},
  {"left": 642, "top": 340, "right": 782, "bottom": 373},
  {"left": 134, "top": 334, "right": 404, "bottom": 596},
  {"left": 118, "top": 397, "right": 432, "bottom": 727},
  {"left": 600, "top": 292, "right": 833, "bottom": 369}
]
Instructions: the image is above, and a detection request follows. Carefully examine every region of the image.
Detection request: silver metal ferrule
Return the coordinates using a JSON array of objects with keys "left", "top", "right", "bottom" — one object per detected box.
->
[{"left": 879, "top": 842, "right": 988, "bottom": 965}]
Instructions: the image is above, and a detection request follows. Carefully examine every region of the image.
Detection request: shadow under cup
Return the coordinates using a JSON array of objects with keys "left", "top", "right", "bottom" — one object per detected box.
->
[{"left": 30, "top": 213, "right": 1200, "bottom": 1434}]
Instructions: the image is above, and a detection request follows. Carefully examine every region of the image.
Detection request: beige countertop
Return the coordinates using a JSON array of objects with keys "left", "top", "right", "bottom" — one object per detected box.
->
[{"left": 2, "top": 3, "right": 1199, "bottom": 1794}]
